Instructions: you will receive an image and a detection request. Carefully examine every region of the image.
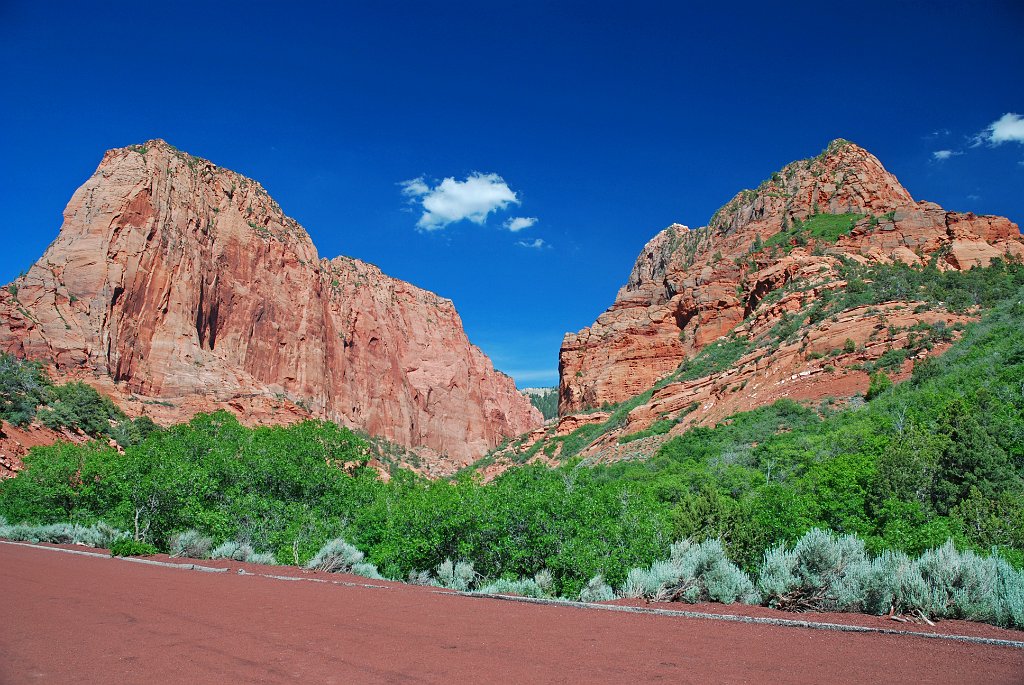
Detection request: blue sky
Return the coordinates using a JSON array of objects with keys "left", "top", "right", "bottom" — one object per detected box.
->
[{"left": 2, "top": 1, "right": 1022, "bottom": 387}]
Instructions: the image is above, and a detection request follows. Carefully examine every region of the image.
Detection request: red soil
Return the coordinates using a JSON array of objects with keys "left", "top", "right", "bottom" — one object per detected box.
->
[{"left": 2, "top": 542, "right": 1022, "bottom": 684}]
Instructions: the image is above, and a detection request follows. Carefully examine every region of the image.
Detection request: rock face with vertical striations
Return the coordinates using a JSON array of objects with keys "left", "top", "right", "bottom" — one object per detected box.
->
[
  {"left": 559, "top": 140, "right": 1023, "bottom": 416},
  {"left": 0, "top": 140, "right": 542, "bottom": 473}
]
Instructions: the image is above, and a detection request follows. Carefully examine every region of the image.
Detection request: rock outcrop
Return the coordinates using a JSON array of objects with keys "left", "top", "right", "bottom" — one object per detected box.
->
[
  {"left": 0, "top": 421, "right": 92, "bottom": 479},
  {"left": 560, "top": 140, "right": 1023, "bottom": 415},
  {"left": 0, "top": 140, "right": 541, "bottom": 472}
]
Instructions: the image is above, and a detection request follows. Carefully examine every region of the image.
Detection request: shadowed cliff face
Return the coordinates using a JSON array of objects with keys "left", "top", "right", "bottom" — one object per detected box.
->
[
  {"left": 0, "top": 140, "right": 542, "bottom": 473},
  {"left": 559, "top": 140, "right": 1024, "bottom": 417}
]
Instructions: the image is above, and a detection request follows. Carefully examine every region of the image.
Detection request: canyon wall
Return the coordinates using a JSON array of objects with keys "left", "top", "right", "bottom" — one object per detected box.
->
[{"left": 0, "top": 140, "right": 541, "bottom": 472}]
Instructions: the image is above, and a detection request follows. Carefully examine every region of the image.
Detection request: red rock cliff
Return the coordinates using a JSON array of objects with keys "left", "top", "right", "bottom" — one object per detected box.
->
[
  {"left": 560, "top": 140, "right": 1023, "bottom": 414},
  {"left": 0, "top": 140, "right": 542, "bottom": 471}
]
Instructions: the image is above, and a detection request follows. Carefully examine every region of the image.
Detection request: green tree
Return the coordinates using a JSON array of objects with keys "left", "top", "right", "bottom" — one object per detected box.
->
[
  {"left": 0, "top": 354, "right": 52, "bottom": 425},
  {"left": 865, "top": 371, "right": 892, "bottom": 400}
]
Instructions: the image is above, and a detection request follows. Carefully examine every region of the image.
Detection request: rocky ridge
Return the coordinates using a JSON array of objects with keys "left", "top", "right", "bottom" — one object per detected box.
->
[
  {"left": 480, "top": 140, "right": 1022, "bottom": 475},
  {"left": 560, "top": 140, "right": 1022, "bottom": 414},
  {"left": 0, "top": 140, "right": 541, "bottom": 474}
]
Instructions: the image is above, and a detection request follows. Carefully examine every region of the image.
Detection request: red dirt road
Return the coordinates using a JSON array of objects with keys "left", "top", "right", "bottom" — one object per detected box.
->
[{"left": 1, "top": 543, "right": 1022, "bottom": 684}]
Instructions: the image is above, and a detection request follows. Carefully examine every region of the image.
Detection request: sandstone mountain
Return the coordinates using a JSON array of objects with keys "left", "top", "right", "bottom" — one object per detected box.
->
[
  {"left": 0, "top": 140, "right": 541, "bottom": 474},
  {"left": 483, "top": 139, "right": 1023, "bottom": 474}
]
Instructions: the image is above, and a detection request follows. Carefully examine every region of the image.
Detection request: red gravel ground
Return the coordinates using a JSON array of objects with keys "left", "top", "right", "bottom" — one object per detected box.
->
[{"left": 2, "top": 542, "right": 1023, "bottom": 684}]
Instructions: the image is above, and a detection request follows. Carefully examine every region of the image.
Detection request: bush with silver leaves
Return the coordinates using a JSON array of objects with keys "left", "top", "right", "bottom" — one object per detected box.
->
[
  {"left": 622, "top": 539, "right": 758, "bottom": 604},
  {"left": 168, "top": 529, "right": 214, "bottom": 559},
  {"left": 304, "top": 537, "right": 381, "bottom": 579},
  {"left": 579, "top": 574, "right": 616, "bottom": 602},
  {"left": 758, "top": 528, "right": 870, "bottom": 612},
  {"left": 434, "top": 558, "right": 477, "bottom": 591}
]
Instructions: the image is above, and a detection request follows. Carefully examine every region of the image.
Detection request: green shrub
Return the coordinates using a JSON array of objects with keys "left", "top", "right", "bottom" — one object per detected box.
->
[
  {"left": 759, "top": 213, "right": 861, "bottom": 254},
  {"left": 993, "top": 555, "right": 1024, "bottom": 628},
  {"left": 865, "top": 371, "right": 892, "bottom": 400},
  {"left": 916, "top": 541, "right": 1004, "bottom": 623},
  {"left": 407, "top": 569, "right": 433, "bottom": 585},
  {"left": 110, "top": 539, "right": 158, "bottom": 557},
  {"left": 57, "top": 522, "right": 122, "bottom": 548},
  {"left": 875, "top": 348, "right": 908, "bottom": 372},
  {"left": 673, "top": 339, "right": 752, "bottom": 383},
  {"left": 527, "top": 390, "right": 559, "bottom": 420},
  {"left": 210, "top": 540, "right": 253, "bottom": 561},
  {"left": 28, "top": 523, "right": 80, "bottom": 544},
  {"left": 2, "top": 523, "right": 40, "bottom": 541},
  {"left": 802, "top": 213, "right": 863, "bottom": 243},
  {"left": 618, "top": 419, "right": 675, "bottom": 444},
  {"left": 862, "top": 541, "right": 1024, "bottom": 628},
  {"left": 622, "top": 559, "right": 681, "bottom": 599},
  {"left": 37, "top": 381, "right": 126, "bottom": 438},
  {"left": 559, "top": 422, "right": 606, "bottom": 459},
  {"left": 108, "top": 416, "right": 162, "bottom": 447},
  {"left": 534, "top": 568, "right": 555, "bottom": 596},
  {"left": 248, "top": 551, "right": 279, "bottom": 566},
  {"left": 0, "top": 354, "right": 52, "bottom": 426}
]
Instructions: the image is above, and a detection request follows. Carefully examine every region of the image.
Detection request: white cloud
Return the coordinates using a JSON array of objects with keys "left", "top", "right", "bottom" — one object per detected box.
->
[
  {"left": 400, "top": 173, "right": 519, "bottom": 231},
  {"left": 400, "top": 177, "right": 430, "bottom": 198},
  {"left": 932, "top": 149, "right": 961, "bottom": 160},
  {"left": 972, "top": 113, "right": 1024, "bottom": 147},
  {"left": 988, "top": 113, "right": 1024, "bottom": 144},
  {"left": 516, "top": 238, "right": 546, "bottom": 249},
  {"left": 504, "top": 216, "right": 537, "bottom": 232}
]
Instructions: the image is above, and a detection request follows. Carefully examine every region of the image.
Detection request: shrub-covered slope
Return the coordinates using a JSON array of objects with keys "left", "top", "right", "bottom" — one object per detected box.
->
[
  {"left": 555, "top": 139, "right": 1022, "bottom": 467},
  {"left": 486, "top": 258, "right": 1024, "bottom": 470}
]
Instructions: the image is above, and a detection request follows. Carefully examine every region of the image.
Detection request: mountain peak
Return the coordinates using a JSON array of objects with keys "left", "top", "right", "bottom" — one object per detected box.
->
[
  {"left": 140, "top": 138, "right": 173, "bottom": 149},
  {"left": 562, "top": 140, "right": 1022, "bottom": 417},
  {"left": 707, "top": 139, "right": 913, "bottom": 236}
]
